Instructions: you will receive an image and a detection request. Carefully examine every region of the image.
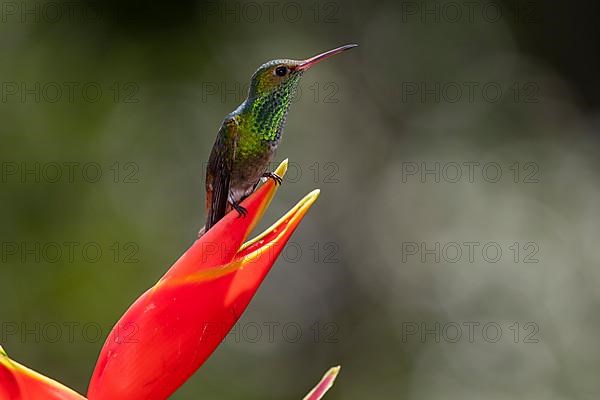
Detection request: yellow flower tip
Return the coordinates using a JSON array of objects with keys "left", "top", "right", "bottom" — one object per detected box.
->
[
  {"left": 0, "top": 345, "right": 11, "bottom": 369},
  {"left": 302, "top": 365, "right": 342, "bottom": 400},
  {"left": 274, "top": 158, "right": 289, "bottom": 178},
  {"left": 289, "top": 188, "right": 320, "bottom": 224},
  {"left": 307, "top": 188, "right": 320, "bottom": 203},
  {"left": 320, "top": 365, "right": 341, "bottom": 386},
  {"left": 326, "top": 365, "right": 341, "bottom": 377},
  {"left": 289, "top": 188, "right": 320, "bottom": 216},
  {"left": 241, "top": 158, "right": 290, "bottom": 242},
  {"left": 0, "top": 345, "right": 9, "bottom": 361}
]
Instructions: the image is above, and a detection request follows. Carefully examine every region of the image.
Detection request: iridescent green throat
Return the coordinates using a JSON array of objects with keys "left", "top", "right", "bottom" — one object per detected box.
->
[{"left": 239, "top": 72, "right": 303, "bottom": 143}]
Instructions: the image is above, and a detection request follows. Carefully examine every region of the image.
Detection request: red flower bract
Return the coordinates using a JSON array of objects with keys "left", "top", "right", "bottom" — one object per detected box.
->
[
  {"left": 87, "top": 160, "right": 321, "bottom": 400},
  {"left": 0, "top": 346, "right": 86, "bottom": 400}
]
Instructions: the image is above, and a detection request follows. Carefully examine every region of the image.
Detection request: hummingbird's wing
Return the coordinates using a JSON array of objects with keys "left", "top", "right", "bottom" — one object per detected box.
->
[{"left": 205, "top": 116, "right": 239, "bottom": 232}]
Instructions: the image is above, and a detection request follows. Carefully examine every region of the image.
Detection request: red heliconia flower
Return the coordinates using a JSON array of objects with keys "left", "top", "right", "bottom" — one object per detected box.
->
[
  {"left": 0, "top": 346, "right": 86, "bottom": 400},
  {"left": 0, "top": 160, "right": 344, "bottom": 400},
  {"left": 0, "top": 344, "right": 340, "bottom": 400},
  {"left": 87, "top": 160, "right": 322, "bottom": 399}
]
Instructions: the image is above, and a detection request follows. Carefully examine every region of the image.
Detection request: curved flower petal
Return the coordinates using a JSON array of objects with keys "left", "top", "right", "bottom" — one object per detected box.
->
[
  {"left": 88, "top": 160, "right": 321, "bottom": 400},
  {"left": 303, "top": 366, "right": 341, "bottom": 400},
  {"left": 0, "top": 346, "right": 86, "bottom": 400}
]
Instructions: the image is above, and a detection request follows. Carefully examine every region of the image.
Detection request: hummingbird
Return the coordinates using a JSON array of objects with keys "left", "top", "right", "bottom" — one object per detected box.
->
[{"left": 201, "top": 44, "right": 357, "bottom": 236}]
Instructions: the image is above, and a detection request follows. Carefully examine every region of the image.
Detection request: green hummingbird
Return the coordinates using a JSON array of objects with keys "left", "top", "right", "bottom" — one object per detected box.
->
[{"left": 201, "top": 44, "right": 357, "bottom": 235}]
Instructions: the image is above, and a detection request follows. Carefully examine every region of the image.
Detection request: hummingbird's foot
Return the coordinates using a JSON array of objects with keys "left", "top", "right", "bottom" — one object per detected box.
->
[
  {"left": 262, "top": 171, "right": 283, "bottom": 185},
  {"left": 230, "top": 201, "right": 248, "bottom": 218}
]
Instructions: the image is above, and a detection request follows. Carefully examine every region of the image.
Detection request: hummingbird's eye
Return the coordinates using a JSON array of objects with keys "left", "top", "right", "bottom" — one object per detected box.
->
[{"left": 275, "top": 66, "right": 288, "bottom": 77}]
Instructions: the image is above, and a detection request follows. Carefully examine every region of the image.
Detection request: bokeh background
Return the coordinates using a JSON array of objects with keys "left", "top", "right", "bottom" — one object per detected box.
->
[{"left": 1, "top": 0, "right": 600, "bottom": 398}]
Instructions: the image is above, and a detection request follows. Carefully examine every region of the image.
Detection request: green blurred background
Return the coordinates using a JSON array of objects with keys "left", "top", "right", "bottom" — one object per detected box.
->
[{"left": 1, "top": 0, "right": 600, "bottom": 398}]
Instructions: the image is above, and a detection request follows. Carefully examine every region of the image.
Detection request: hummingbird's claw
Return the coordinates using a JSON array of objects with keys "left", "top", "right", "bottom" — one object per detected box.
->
[
  {"left": 263, "top": 171, "right": 283, "bottom": 185},
  {"left": 231, "top": 201, "right": 248, "bottom": 218}
]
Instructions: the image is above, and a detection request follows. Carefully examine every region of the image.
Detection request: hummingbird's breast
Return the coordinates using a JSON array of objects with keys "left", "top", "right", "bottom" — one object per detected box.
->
[
  {"left": 228, "top": 114, "right": 276, "bottom": 201},
  {"left": 228, "top": 90, "right": 293, "bottom": 201}
]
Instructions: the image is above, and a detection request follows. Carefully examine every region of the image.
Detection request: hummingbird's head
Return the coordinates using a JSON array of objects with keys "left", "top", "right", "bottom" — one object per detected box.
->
[
  {"left": 244, "top": 44, "right": 357, "bottom": 142},
  {"left": 247, "top": 44, "right": 358, "bottom": 100},
  {"left": 248, "top": 59, "right": 305, "bottom": 100}
]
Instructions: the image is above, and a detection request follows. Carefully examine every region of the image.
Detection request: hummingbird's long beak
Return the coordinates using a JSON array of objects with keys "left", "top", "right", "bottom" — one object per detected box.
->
[{"left": 296, "top": 44, "right": 358, "bottom": 71}]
